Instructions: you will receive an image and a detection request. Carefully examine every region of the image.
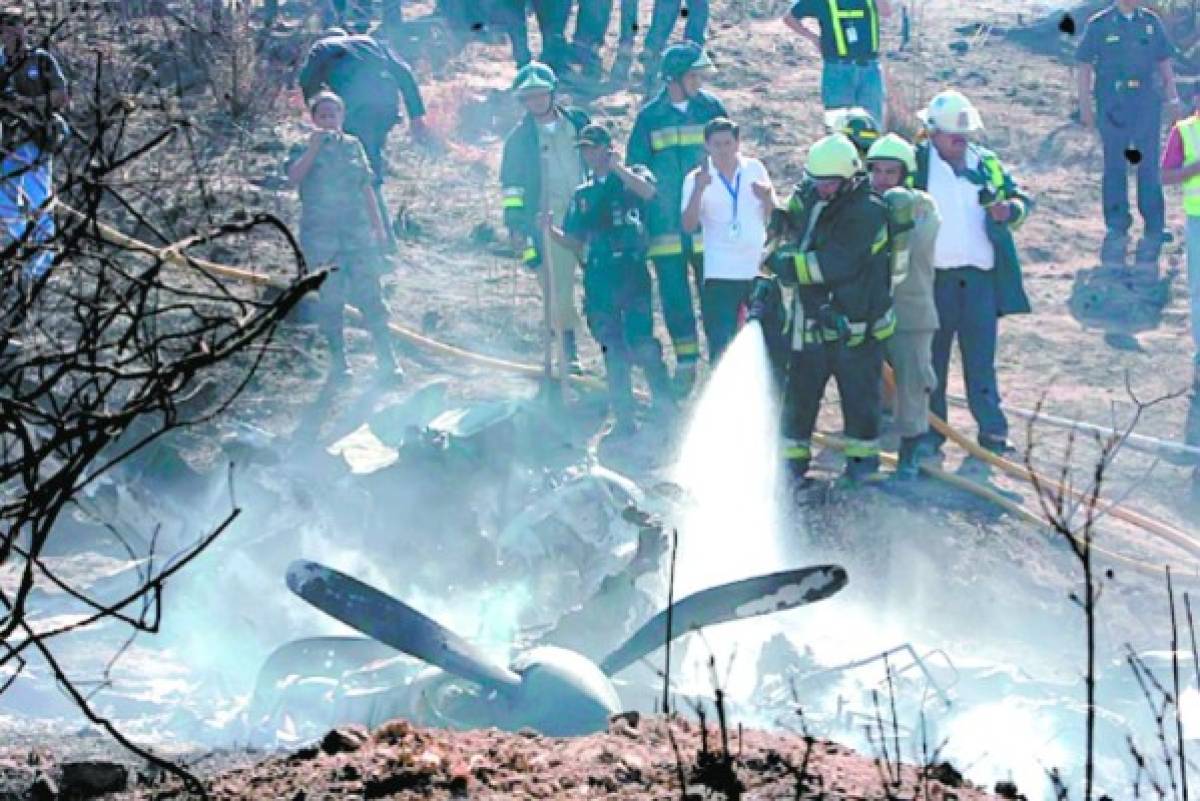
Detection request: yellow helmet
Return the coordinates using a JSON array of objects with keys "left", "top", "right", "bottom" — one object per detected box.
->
[
  {"left": 804, "top": 134, "right": 862, "bottom": 181},
  {"left": 865, "top": 133, "right": 917, "bottom": 174},
  {"left": 919, "top": 89, "right": 983, "bottom": 134}
]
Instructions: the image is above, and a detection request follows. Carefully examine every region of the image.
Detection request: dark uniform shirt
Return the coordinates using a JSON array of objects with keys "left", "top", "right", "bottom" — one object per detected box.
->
[
  {"left": 1075, "top": 5, "right": 1173, "bottom": 103},
  {"left": 789, "top": 0, "right": 882, "bottom": 61},
  {"left": 1, "top": 46, "right": 67, "bottom": 149},
  {"left": 563, "top": 168, "right": 655, "bottom": 277},
  {"left": 285, "top": 132, "right": 376, "bottom": 260},
  {"left": 297, "top": 34, "right": 425, "bottom": 121}
]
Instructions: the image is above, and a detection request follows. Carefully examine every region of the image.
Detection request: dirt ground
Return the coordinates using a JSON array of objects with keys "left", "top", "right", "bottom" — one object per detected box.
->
[{"left": 5, "top": 0, "right": 1200, "bottom": 799}]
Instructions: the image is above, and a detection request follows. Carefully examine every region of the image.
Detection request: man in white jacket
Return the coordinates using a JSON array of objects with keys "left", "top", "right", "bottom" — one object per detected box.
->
[{"left": 681, "top": 117, "right": 777, "bottom": 364}]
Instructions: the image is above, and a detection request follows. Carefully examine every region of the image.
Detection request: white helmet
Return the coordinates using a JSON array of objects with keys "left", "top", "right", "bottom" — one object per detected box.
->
[{"left": 919, "top": 89, "right": 983, "bottom": 134}]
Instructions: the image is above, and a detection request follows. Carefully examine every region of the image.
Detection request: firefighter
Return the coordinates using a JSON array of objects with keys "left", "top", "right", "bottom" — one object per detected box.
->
[
  {"left": 783, "top": 0, "right": 892, "bottom": 125},
  {"left": 1075, "top": 0, "right": 1185, "bottom": 268},
  {"left": 824, "top": 106, "right": 881, "bottom": 160},
  {"left": 911, "top": 90, "right": 1033, "bottom": 457},
  {"left": 541, "top": 124, "right": 676, "bottom": 435},
  {"left": 769, "top": 134, "right": 895, "bottom": 486},
  {"left": 499, "top": 62, "right": 589, "bottom": 372},
  {"left": 865, "top": 133, "right": 941, "bottom": 479},
  {"left": 626, "top": 42, "right": 728, "bottom": 397}
]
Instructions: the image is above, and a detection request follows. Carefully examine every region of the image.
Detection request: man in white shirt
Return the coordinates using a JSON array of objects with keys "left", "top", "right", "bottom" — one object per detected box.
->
[
  {"left": 911, "top": 90, "right": 1033, "bottom": 457},
  {"left": 681, "top": 118, "right": 777, "bottom": 363}
]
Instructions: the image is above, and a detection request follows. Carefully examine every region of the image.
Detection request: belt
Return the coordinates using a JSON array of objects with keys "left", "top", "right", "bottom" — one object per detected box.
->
[
  {"left": 827, "top": 56, "right": 878, "bottom": 66},
  {"left": 1111, "top": 78, "right": 1147, "bottom": 92}
]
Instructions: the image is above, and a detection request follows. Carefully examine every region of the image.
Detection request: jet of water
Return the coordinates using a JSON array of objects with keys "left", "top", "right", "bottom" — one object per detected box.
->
[{"left": 669, "top": 322, "right": 787, "bottom": 698}]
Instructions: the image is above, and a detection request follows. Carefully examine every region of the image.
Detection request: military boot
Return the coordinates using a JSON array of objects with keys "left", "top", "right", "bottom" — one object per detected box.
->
[
  {"left": 841, "top": 454, "right": 882, "bottom": 486},
  {"left": 894, "top": 436, "right": 922, "bottom": 481},
  {"left": 672, "top": 361, "right": 698, "bottom": 401},
  {"left": 1100, "top": 229, "right": 1128, "bottom": 268}
]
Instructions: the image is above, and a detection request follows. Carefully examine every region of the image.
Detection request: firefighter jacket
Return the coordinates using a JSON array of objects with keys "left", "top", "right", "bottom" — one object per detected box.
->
[
  {"left": 913, "top": 141, "right": 1033, "bottom": 316},
  {"left": 771, "top": 178, "right": 895, "bottom": 350},
  {"left": 625, "top": 88, "right": 728, "bottom": 258},
  {"left": 500, "top": 105, "right": 591, "bottom": 263}
]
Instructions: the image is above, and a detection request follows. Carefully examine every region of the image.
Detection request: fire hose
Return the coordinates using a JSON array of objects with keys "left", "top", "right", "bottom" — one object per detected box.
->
[
  {"left": 67, "top": 207, "right": 1200, "bottom": 579},
  {"left": 879, "top": 367, "right": 1200, "bottom": 563}
]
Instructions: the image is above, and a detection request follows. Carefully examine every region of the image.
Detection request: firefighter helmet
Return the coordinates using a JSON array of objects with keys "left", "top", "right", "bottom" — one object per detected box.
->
[
  {"left": 824, "top": 107, "right": 881, "bottom": 155},
  {"left": 804, "top": 134, "right": 862, "bottom": 181},
  {"left": 865, "top": 133, "right": 918, "bottom": 175},
  {"left": 919, "top": 89, "right": 984, "bottom": 134}
]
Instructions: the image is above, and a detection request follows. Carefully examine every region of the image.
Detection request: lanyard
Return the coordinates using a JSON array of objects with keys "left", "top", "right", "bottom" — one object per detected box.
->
[{"left": 718, "top": 168, "right": 741, "bottom": 225}]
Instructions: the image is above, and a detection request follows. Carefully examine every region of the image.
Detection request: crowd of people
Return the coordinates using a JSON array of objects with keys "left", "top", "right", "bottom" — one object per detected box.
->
[{"left": 281, "top": 0, "right": 1199, "bottom": 490}]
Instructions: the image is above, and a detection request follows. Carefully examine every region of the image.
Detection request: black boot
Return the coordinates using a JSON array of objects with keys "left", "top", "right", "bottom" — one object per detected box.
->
[{"left": 894, "top": 436, "right": 921, "bottom": 481}]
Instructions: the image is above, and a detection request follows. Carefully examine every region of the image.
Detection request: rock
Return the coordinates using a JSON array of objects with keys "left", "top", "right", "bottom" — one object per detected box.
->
[
  {"left": 29, "top": 772, "right": 58, "bottom": 801},
  {"left": 994, "top": 780, "right": 1025, "bottom": 799},
  {"left": 320, "top": 725, "right": 370, "bottom": 756},
  {"left": 928, "top": 760, "right": 965, "bottom": 788},
  {"left": 609, "top": 710, "right": 641, "bottom": 737},
  {"left": 59, "top": 761, "right": 128, "bottom": 798}
]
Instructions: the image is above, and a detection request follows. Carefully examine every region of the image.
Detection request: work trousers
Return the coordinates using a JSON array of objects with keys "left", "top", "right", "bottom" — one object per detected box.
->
[
  {"left": 573, "top": 0, "right": 640, "bottom": 53},
  {"left": 928, "top": 267, "right": 1008, "bottom": 449},
  {"left": 886, "top": 329, "right": 936, "bottom": 439},
  {"left": 505, "top": 0, "right": 571, "bottom": 68},
  {"left": 584, "top": 267, "right": 673, "bottom": 415},
  {"left": 643, "top": 0, "right": 707, "bottom": 54},
  {"left": 650, "top": 248, "right": 701, "bottom": 366},
  {"left": 1189, "top": 214, "right": 1200, "bottom": 361},
  {"left": 700, "top": 277, "right": 750, "bottom": 365},
  {"left": 309, "top": 246, "right": 394, "bottom": 358},
  {"left": 783, "top": 338, "right": 884, "bottom": 455},
  {"left": 1097, "top": 93, "right": 1165, "bottom": 236},
  {"left": 0, "top": 143, "right": 55, "bottom": 280},
  {"left": 821, "top": 60, "right": 885, "bottom": 127}
]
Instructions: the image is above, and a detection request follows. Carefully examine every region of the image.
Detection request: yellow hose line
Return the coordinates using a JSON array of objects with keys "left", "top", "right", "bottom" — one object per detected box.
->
[
  {"left": 880, "top": 364, "right": 1200, "bottom": 561},
  {"left": 928, "top": 416, "right": 1200, "bottom": 561},
  {"left": 74, "top": 206, "right": 1198, "bottom": 573},
  {"left": 814, "top": 432, "right": 1195, "bottom": 579}
]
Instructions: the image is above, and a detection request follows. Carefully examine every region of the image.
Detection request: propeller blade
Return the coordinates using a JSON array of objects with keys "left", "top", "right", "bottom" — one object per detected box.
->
[
  {"left": 599, "top": 564, "right": 848, "bottom": 677},
  {"left": 286, "top": 560, "right": 521, "bottom": 693}
]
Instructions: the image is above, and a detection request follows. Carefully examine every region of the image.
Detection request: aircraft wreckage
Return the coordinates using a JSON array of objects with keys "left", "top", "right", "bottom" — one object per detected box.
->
[{"left": 250, "top": 559, "right": 847, "bottom": 738}]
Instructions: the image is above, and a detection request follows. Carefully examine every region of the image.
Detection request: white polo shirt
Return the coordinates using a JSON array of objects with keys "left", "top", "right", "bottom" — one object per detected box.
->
[
  {"left": 680, "top": 155, "right": 773, "bottom": 281},
  {"left": 927, "top": 145, "right": 995, "bottom": 271}
]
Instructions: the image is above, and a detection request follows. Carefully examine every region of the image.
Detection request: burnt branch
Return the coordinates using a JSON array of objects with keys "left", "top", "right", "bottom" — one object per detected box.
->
[{"left": 0, "top": 5, "right": 327, "bottom": 795}]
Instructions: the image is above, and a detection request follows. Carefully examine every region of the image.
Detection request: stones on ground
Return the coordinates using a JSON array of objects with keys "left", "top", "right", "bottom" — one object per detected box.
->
[{"left": 320, "top": 725, "right": 370, "bottom": 756}]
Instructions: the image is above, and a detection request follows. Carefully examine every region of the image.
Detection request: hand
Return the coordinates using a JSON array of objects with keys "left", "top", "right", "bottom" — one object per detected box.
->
[
  {"left": 692, "top": 166, "right": 713, "bottom": 190},
  {"left": 752, "top": 181, "right": 774, "bottom": 204},
  {"left": 308, "top": 130, "right": 330, "bottom": 150},
  {"left": 987, "top": 201, "right": 1013, "bottom": 223},
  {"left": 1079, "top": 105, "right": 1094, "bottom": 130},
  {"left": 535, "top": 211, "right": 555, "bottom": 230}
]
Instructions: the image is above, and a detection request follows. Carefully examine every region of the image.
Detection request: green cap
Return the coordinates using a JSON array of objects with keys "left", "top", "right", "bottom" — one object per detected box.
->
[
  {"left": 660, "top": 42, "right": 716, "bottom": 80},
  {"left": 574, "top": 124, "right": 613, "bottom": 148}
]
